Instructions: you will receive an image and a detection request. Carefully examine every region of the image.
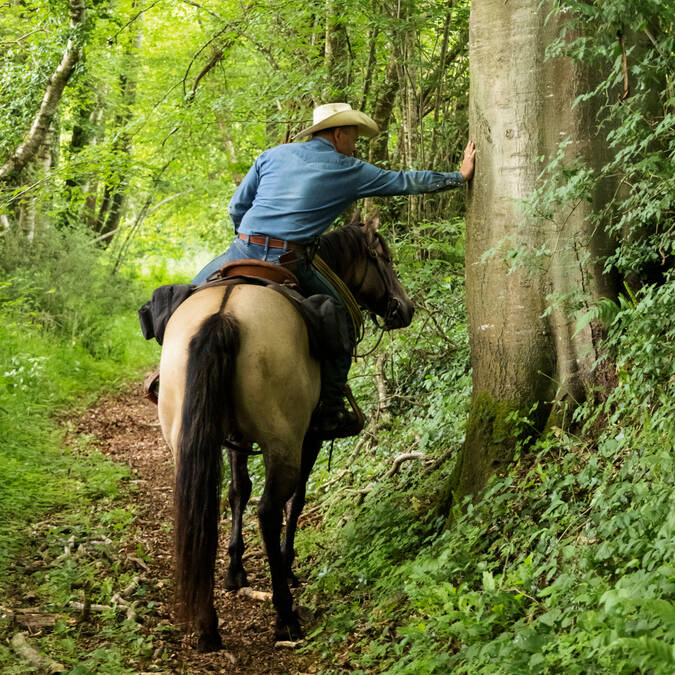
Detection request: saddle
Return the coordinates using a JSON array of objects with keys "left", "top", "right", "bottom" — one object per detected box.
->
[
  {"left": 138, "top": 260, "right": 365, "bottom": 440},
  {"left": 207, "top": 259, "right": 300, "bottom": 288}
]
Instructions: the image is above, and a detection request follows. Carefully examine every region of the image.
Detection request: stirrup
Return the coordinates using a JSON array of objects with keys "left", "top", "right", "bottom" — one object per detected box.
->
[{"left": 144, "top": 371, "right": 160, "bottom": 405}]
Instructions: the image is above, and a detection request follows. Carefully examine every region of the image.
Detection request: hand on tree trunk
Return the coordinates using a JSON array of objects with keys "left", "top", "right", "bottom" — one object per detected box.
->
[{"left": 460, "top": 140, "right": 476, "bottom": 181}]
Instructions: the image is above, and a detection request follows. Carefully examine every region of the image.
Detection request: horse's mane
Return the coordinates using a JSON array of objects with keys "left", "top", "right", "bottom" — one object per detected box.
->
[{"left": 318, "top": 224, "right": 390, "bottom": 277}]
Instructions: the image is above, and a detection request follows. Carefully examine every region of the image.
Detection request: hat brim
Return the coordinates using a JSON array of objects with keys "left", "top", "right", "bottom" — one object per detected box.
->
[{"left": 293, "top": 110, "right": 379, "bottom": 140}]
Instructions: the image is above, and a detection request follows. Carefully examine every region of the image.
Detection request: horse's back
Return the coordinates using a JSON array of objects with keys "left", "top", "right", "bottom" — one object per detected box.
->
[{"left": 158, "top": 284, "right": 320, "bottom": 459}]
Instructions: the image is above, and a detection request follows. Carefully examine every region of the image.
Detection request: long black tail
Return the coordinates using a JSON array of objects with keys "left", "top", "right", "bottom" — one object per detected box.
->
[{"left": 174, "top": 311, "right": 239, "bottom": 628}]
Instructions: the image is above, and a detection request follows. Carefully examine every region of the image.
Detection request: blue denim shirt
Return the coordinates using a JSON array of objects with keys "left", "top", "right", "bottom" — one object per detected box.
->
[{"left": 229, "top": 137, "right": 464, "bottom": 242}]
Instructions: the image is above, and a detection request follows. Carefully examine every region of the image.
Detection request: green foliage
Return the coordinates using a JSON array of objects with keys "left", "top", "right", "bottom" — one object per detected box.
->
[
  {"left": 294, "top": 219, "right": 674, "bottom": 673},
  {"left": 546, "top": 0, "right": 674, "bottom": 281}
]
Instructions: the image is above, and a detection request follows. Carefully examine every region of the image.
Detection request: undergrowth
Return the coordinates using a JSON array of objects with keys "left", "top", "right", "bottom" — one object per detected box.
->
[
  {"left": 298, "top": 239, "right": 675, "bottom": 674},
  {"left": 0, "top": 226, "right": 163, "bottom": 671}
]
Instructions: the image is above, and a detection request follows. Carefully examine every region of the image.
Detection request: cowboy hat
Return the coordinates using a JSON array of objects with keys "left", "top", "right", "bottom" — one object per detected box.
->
[{"left": 294, "top": 103, "right": 379, "bottom": 139}]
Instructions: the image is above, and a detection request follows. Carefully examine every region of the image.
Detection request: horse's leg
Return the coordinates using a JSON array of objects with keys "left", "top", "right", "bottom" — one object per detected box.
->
[
  {"left": 258, "top": 461, "right": 303, "bottom": 641},
  {"left": 225, "top": 448, "right": 251, "bottom": 590},
  {"left": 282, "top": 434, "right": 322, "bottom": 587}
]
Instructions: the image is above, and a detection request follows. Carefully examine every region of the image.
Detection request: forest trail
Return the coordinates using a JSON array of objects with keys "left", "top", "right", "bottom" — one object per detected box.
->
[{"left": 76, "top": 383, "right": 318, "bottom": 675}]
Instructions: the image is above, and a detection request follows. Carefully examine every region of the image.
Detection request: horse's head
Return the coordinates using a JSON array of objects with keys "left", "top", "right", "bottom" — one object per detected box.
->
[{"left": 337, "top": 211, "right": 414, "bottom": 330}]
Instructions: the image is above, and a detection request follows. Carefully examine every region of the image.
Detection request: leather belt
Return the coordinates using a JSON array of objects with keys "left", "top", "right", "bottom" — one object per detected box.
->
[{"left": 237, "top": 232, "right": 306, "bottom": 252}]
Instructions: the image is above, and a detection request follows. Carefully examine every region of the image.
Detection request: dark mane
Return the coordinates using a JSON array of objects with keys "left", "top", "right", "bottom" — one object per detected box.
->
[{"left": 317, "top": 225, "right": 367, "bottom": 277}]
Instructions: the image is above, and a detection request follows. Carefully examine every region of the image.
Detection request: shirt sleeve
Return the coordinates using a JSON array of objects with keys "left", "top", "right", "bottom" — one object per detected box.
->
[
  {"left": 354, "top": 160, "right": 464, "bottom": 198},
  {"left": 228, "top": 160, "right": 260, "bottom": 231}
]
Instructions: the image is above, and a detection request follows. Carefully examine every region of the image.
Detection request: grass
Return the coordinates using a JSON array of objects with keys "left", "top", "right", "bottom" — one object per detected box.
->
[{"left": 0, "top": 228, "right": 164, "bottom": 671}]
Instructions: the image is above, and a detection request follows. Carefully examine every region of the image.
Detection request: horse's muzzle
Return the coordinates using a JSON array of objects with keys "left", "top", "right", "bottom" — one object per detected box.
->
[{"left": 384, "top": 297, "right": 414, "bottom": 329}]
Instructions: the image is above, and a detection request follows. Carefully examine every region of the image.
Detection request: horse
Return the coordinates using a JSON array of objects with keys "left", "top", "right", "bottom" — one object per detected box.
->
[{"left": 157, "top": 212, "right": 414, "bottom": 651}]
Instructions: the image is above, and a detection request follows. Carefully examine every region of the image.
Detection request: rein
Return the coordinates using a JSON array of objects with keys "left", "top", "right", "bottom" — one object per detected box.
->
[
  {"left": 315, "top": 227, "right": 397, "bottom": 359},
  {"left": 312, "top": 253, "right": 365, "bottom": 347}
]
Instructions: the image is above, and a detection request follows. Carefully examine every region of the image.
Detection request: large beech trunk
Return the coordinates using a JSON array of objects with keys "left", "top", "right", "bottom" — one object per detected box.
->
[{"left": 448, "top": 0, "right": 618, "bottom": 505}]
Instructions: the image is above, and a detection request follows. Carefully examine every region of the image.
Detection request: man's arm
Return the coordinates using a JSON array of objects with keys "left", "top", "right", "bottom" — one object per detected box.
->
[
  {"left": 228, "top": 161, "right": 260, "bottom": 231},
  {"left": 355, "top": 139, "right": 476, "bottom": 198}
]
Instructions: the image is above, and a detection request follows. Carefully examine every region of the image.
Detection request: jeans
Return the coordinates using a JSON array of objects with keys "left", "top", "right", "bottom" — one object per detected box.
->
[{"left": 193, "top": 236, "right": 354, "bottom": 409}]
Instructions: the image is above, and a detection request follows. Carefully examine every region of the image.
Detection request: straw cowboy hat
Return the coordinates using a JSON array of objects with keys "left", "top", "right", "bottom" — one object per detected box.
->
[{"left": 294, "top": 103, "right": 379, "bottom": 139}]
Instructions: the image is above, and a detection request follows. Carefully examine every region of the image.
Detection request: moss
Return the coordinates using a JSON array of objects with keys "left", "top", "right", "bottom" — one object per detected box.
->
[
  {"left": 443, "top": 392, "right": 540, "bottom": 523},
  {"left": 464, "top": 391, "right": 525, "bottom": 448}
]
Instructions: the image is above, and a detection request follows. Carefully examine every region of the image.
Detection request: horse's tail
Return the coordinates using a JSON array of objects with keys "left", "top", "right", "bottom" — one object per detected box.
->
[{"left": 173, "top": 310, "right": 239, "bottom": 629}]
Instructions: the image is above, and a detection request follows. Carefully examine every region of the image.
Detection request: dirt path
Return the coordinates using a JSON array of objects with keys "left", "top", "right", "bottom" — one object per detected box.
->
[{"left": 76, "top": 382, "right": 318, "bottom": 674}]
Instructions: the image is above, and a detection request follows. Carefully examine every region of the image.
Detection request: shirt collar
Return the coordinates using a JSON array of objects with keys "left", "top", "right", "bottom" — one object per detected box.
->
[{"left": 307, "top": 136, "right": 338, "bottom": 152}]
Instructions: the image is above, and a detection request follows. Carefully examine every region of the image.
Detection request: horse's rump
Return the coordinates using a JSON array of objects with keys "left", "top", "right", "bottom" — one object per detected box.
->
[{"left": 158, "top": 284, "right": 321, "bottom": 459}]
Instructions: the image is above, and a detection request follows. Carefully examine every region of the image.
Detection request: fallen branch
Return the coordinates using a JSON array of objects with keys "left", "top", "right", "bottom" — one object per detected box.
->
[
  {"left": 121, "top": 576, "right": 140, "bottom": 597},
  {"left": 237, "top": 587, "right": 272, "bottom": 602},
  {"left": 374, "top": 353, "right": 390, "bottom": 417},
  {"left": 10, "top": 632, "right": 65, "bottom": 673},
  {"left": 274, "top": 639, "right": 305, "bottom": 649},
  {"left": 384, "top": 452, "right": 429, "bottom": 478},
  {"left": 69, "top": 601, "right": 114, "bottom": 613}
]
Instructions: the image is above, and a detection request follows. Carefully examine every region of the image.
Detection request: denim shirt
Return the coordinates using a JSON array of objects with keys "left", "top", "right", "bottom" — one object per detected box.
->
[{"left": 229, "top": 137, "right": 464, "bottom": 242}]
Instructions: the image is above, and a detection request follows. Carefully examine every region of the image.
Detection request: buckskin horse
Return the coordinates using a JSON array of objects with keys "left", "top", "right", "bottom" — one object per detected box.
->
[{"left": 157, "top": 213, "right": 414, "bottom": 651}]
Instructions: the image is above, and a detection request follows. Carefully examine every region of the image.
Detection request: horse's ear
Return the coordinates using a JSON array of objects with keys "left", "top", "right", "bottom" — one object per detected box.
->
[
  {"left": 349, "top": 209, "right": 363, "bottom": 226},
  {"left": 364, "top": 211, "right": 380, "bottom": 232}
]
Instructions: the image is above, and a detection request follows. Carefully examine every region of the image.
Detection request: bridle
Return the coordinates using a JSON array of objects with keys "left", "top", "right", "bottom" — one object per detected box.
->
[{"left": 350, "top": 233, "right": 401, "bottom": 331}]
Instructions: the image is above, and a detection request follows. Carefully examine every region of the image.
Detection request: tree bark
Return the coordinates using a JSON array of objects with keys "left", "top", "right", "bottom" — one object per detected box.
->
[
  {"left": 447, "top": 0, "right": 618, "bottom": 507},
  {"left": 324, "top": 0, "right": 350, "bottom": 100},
  {"left": 0, "top": 0, "right": 86, "bottom": 182},
  {"left": 368, "top": 55, "right": 400, "bottom": 167},
  {"left": 96, "top": 22, "right": 142, "bottom": 239}
]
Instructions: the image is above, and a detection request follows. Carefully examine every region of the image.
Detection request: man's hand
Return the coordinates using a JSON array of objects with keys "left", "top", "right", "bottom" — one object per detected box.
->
[{"left": 460, "top": 140, "right": 476, "bottom": 181}]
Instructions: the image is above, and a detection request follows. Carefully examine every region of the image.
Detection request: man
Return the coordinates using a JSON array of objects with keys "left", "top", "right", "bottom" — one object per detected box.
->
[{"left": 192, "top": 102, "right": 476, "bottom": 435}]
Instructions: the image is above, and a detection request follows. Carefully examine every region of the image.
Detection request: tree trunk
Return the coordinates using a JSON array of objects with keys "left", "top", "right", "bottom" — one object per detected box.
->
[
  {"left": 324, "top": 0, "right": 350, "bottom": 100},
  {"left": 0, "top": 0, "right": 86, "bottom": 182},
  {"left": 368, "top": 55, "right": 399, "bottom": 167},
  {"left": 447, "top": 0, "right": 618, "bottom": 507},
  {"left": 96, "top": 22, "right": 142, "bottom": 240}
]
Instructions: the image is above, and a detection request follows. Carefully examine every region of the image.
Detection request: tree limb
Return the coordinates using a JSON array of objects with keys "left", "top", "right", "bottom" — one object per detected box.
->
[
  {"left": 10, "top": 633, "right": 65, "bottom": 674},
  {"left": 0, "top": 0, "right": 86, "bottom": 182},
  {"left": 0, "top": 28, "right": 47, "bottom": 46},
  {"left": 384, "top": 452, "right": 429, "bottom": 478},
  {"left": 179, "top": 0, "right": 224, "bottom": 21}
]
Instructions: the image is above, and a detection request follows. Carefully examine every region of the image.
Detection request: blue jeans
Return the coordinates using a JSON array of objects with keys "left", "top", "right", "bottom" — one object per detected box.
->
[{"left": 193, "top": 237, "right": 354, "bottom": 408}]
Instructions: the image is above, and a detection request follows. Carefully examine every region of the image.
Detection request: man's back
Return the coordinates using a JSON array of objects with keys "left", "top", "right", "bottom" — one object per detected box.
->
[{"left": 230, "top": 136, "right": 463, "bottom": 242}]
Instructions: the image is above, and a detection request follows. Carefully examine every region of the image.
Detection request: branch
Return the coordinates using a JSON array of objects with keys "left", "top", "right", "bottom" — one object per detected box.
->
[
  {"left": 188, "top": 44, "right": 227, "bottom": 101},
  {"left": 10, "top": 633, "right": 65, "bottom": 674},
  {"left": 110, "top": 0, "right": 163, "bottom": 43},
  {"left": 0, "top": 0, "right": 86, "bottom": 182},
  {"left": 384, "top": 452, "right": 429, "bottom": 478},
  {"left": 0, "top": 28, "right": 47, "bottom": 46},
  {"left": 179, "top": 0, "right": 224, "bottom": 21},
  {"left": 181, "top": 24, "right": 232, "bottom": 99},
  {"left": 237, "top": 587, "right": 272, "bottom": 602},
  {"left": 374, "top": 353, "right": 390, "bottom": 417}
]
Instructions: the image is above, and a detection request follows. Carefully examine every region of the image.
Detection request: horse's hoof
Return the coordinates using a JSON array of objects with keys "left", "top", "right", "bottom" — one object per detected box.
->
[
  {"left": 225, "top": 568, "right": 249, "bottom": 590},
  {"left": 275, "top": 613, "right": 303, "bottom": 642},
  {"left": 197, "top": 630, "right": 223, "bottom": 652}
]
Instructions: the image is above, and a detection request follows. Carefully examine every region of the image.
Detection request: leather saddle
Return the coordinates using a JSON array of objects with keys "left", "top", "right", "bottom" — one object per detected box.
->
[{"left": 208, "top": 259, "right": 300, "bottom": 288}]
